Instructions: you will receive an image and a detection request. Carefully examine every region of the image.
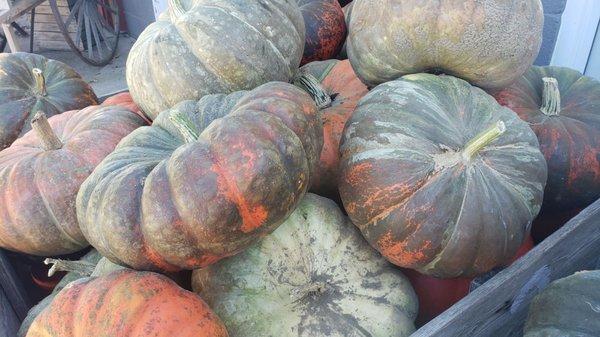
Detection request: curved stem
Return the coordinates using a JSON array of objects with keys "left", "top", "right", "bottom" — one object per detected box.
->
[
  {"left": 31, "top": 112, "right": 63, "bottom": 151},
  {"left": 462, "top": 121, "right": 506, "bottom": 161},
  {"left": 290, "top": 281, "right": 327, "bottom": 302},
  {"left": 32, "top": 68, "right": 47, "bottom": 96},
  {"left": 169, "top": 110, "right": 200, "bottom": 143},
  {"left": 293, "top": 73, "right": 332, "bottom": 109},
  {"left": 169, "top": 0, "right": 186, "bottom": 20},
  {"left": 540, "top": 77, "right": 561, "bottom": 116},
  {"left": 44, "top": 258, "right": 96, "bottom": 277}
]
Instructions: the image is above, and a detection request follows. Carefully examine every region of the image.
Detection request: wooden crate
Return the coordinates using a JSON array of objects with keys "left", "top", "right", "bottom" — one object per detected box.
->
[
  {"left": 33, "top": 0, "right": 74, "bottom": 51},
  {"left": 0, "top": 250, "right": 30, "bottom": 337}
]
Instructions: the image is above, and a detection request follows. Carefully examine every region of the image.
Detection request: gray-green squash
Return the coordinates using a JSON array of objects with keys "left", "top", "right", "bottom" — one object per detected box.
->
[{"left": 192, "top": 193, "right": 418, "bottom": 337}]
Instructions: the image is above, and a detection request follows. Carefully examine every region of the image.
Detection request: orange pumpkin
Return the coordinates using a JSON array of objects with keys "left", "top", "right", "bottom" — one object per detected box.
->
[
  {"left": 26, "top": 270, "right": 229, "bottom": 337},
  {"left": 101, "top": 92, "right": 150, "bottom": 124}
]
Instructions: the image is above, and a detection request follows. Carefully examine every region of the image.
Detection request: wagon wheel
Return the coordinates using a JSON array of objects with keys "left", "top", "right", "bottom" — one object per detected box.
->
[{"left": 49, "top": 0, "right": 121, "bottom": 66}]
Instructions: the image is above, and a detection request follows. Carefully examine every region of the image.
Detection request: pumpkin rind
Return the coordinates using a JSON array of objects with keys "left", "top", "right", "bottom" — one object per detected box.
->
[
  {"left": 0, "top": 106, "right": 146, "bottom": 256},
  {"left": 26, "top": 270, "right": 229, "bottom": 337},
  {"left": 101, "top": 91, "right": 149, "bottom": 123},
  {"left": 493, "top": 66, "right": 600, "bottom": 212},
  {"left": 126, "top": 0, "right": 305, "bottom": 120},
  {"left": 298, "top": 0, "right": 347, "bottom": 65},
  {"left": 0, "top": 52, "right": 97, "bottom": 149},
  {"left": 346, "top": 0, "right": 544, "bottom": 89},
  {"left": 339, "top": 74, "right": 547, "bottom": 278},
  {"left": 192, "top": 193, "right": 418, "bottom": 337},
  {"left": 77, "top": 82, "right": 322, "bottom": 271},
  {"left": 524, "top": 270, "right": 600, "bottom": 337}
]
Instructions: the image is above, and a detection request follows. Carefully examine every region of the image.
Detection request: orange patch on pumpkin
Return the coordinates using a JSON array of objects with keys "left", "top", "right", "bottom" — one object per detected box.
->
[{"left": 378, "top": 231, "right": 431, "bottom": 267}]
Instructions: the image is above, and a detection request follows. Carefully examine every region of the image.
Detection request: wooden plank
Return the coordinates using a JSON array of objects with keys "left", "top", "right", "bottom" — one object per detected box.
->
[
  {"left": 0, "top": 250, "right": 30, "bottom": 320},
  {"left": 0, "top": 0, "right": 45, "bottom": 24},
  {"left": 0, "top": 287, "right": 19, "bottom": 337},
  {"left": 2, "top": 23, "right": 21, "bottom": 51},
  {"left": 413, "top": 199, "right": 600, "bottom": 337}
]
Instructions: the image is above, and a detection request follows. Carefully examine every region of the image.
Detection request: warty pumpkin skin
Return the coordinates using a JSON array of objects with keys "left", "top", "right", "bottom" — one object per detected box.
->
[
  {"left": 524, "top": 270, "right": 600, "bottom": 337},
  {"left": 339, "top": 74, "right": 547, "bottom": 278},
  {"left": 77, "top": 82, "right": 322, "bottom": 272},
  {"left": 297, "top": 59, "right": 368, "bottom": 197},
  {"left": 297, "top": 0, "right": 347, "bottom": 65},
  {"left": 0, "top": 106, "right": 147, "bottom": 256},
  {"left": 346, "top": 0, "right": 544, "bottom": 89},
  {"left": 0, "top": 52, "right": 97, "bottom": 150},
  {"left": 493, "top": 66, "right": 600, "bottom": 212},
  {"left": 126, "top": 0, "right": 305, "bottom": 120},
  {"left": 192, "top": 193, "right": 418, "bottom": 337},
  {"left": 26, "top": 270, "right": 229, "bottom": 337}
]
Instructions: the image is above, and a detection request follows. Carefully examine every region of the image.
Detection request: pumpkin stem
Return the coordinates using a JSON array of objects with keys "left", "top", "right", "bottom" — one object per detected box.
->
[
  {"left": 31, "top": 112, "right": 63, "bottom": 151},
  {"left": 462, "top": 121, "right": 506, "bottom": 161},
  {"left": 32, "top": 68, "right": 47, "bottom": 96},
  {"left": 44, "top": 258, "right": 96, "bottom": 277},
  {"left": 169, "top": 110, "right": 200, "bottom": 143},
  {"left": 293, "top": 73, "right": 333, "bottom": 109},
  {"left": 290, "top": 281, "right": 327, "bottom": 302},
  {"left": 540, "top": 77, "right": 561, "bottom": 116},
  {"left": 169, "top": 0, "right": 186, "bottom": 19}
]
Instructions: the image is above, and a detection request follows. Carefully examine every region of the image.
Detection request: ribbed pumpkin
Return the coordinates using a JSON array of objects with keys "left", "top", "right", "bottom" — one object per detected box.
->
[
  {"left": 0, "top": 106, "right": 146, "bottom": 256},
  {"left": 346, "top": 0, "right": 544, "bottom": 89},
  {"left": 339, "top": 74, "right": 547, "bottom": 278},
  {"left": 296, "top": 59, "right": 368, "bottom": 197},
  {"left": 77, "top": 82, "right": 322, "bottom": 272},
  {"left": 26, "top": 270, "right": 229, "bottom": 337},
  {"left": 126, "top": 0, "right": 305, "bottom": 120},
  {"left": 193, "top": 193, "right": 418, "bottom": 337},
  {"left": 524, "top": 270, "right": 600, "bottom": 337},
  {"left": 0, "top": 52, "right": 97, "bottom": 150},
  {"left": 337, "top": 1, "right": 354, "bottom": 59},
  {"left": 101, "top": 91, "right": 148, "bottom": 123},
  {"left": 298, "top": 0, "right": 346, "bottom": 65},
  {"left": 493, "top": 66, "right": 600, "bottom": 212}
]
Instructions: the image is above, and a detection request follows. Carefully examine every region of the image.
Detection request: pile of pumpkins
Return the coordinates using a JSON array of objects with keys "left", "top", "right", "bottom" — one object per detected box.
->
[{"left": 0, "top": 0, "right": 598, "bottom": 336}]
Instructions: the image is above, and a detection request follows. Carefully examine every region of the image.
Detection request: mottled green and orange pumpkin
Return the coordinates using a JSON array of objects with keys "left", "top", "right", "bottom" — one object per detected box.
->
[
  {"left": 0, "top": 52, "right": 97, "bottom": 150},
  {"left": 0, "top": 106, "right": 146, "bottom": 256},
  {"left": 346, "top": 0, "right": 544, "bottom": 89},
  {"left": 493, "top": 66, "right": 600, "bottom": 212},
  {"left": 77, "top": 82, "right": 322, "bottom": 272},
  {"left": 26, "top": 270, "right": 229, "bottom": 337},
  {"left": 339, "top": 74, "right": 547, "bottom": 278},
  {"left": 298, "top": 0, "right": 347, "bottom": 65},
  {"left": 127, "top": 0, "right": 305, "bottom": 120}
]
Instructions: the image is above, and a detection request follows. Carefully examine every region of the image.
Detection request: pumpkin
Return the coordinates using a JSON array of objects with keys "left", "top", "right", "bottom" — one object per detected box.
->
[
  {"left": 0, "top": 52, "right": 97, "bottom": 150},
  {"left": 337, "top": 1, "right": 353, "bottom": 59},
  {"left": 297, "top": 0, "right": 347, "bottom": 65},
  {"left": 192, "top": 193, "right": 418, "bottom": 337},
  {"left": 339, "top": 74, "right": 547, "bottom": 278},
  {"left": 295, "top": 59, "right": 368, "bottom": 197},
  {"left": 77, "top": 82, "right": 322, "bottom": 271},
  {"left": 346, "top": 0, "right": 544, "bottom": 89},
  {"left": 531, "top": 208, "right": 582, "bottom": 244},
  {"left": 0, "top": 106, "right": 146, "bottom": 256},
  {"left": 493, "top": 66, "right": 600, "bottom": 212},
  {"left": 101, "top": 91, "right": 149, "bottom": 123},
  {"left": 524, "top": 270, "right": 600, "bottom": 337},
  {"left": 126, "top": 0, "right": 305, "bottom": 120},
  {"left": 26, "top": 270, "right": 229, "bottom": 337}
]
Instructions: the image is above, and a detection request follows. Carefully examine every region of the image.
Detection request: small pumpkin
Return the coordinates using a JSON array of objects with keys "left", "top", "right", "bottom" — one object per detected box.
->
[
  {"left": 0, "top": 106, "right": 147, "bottom": 256},
  {"left": 0, "top": 52, "right": 97, "bottom": 150},
  {"left": 101, "top": 91, "right": 149, "bottom": 123},
  {"left": 26, "top": 270, "right": 229, "bottom": 337},
  {"left": 126, "top": 0, "right": 305, "bottom": 120},
  {"left": 298, "top": 0, "right": 347, "bottom": 65},
  {"left": 295, "top": 59, "right": 368, "bottom": 197},
  {"left": 346, "top": 0, "right": 544, "bottom": 89},
  {"left": 339, "top": 74, "right": 547, "bottom": 278},
  {"left": 524, "top": 270, "right": 600, "bottom": 337},
  {"left": 192, "top": 193, "right": 418, "bottom": 337},
  {"left": 493, "top": 66, "right": 600, "bottom": 212},
  {"left": 77, "top": 82, "right": 322, "bottom": 271}
]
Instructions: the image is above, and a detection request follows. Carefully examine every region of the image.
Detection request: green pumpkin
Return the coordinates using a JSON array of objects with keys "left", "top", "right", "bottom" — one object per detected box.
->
[
  {"left": 126, "top": 0, "right": 305, "bottom": 120},
  {"left": 524, "top": 270, "right": 600, "bottom": 337},
  {"left": 192, "top": 193, "right": 418, "bottom": 337}
]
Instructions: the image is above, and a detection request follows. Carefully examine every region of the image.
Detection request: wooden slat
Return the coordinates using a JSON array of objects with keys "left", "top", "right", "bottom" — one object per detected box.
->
[
  {"left": 0, "top": 287, "right": 19, "bottom": 337},
  {"left": 0, "top": 250, "right": 30, "bottom": 320},
  {"left": 413, "top": 199, "right": 600, "bottom": 337},
  {"left": 0, "top": 0, "right": 45, "bottom": 24}
]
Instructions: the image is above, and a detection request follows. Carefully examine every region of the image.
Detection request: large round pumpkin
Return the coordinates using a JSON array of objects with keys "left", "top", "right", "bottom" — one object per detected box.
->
[
  {"left": 26, "top": 270, "right": 229, "bottom": 337},
  {"left": 524, "top": 270, "right": 600, "bottom": 337},
  {"left": 0, "top": 106, "right": 146, "bottom": 256},
  {"left": 339, "top": 74, "right": 547, "bottom": 278},
  {"left": 101, "top": 91, "right": 149, "bottom": 123},
  {"left": 298, "top": 0, "right": 346, "bottom": 65},
  {"left": 126, "top": 0, "right": 305, "bottom": 120},
  {"left": 77, "top": 82, "right": 322, "bottom": 272},
  {"left": 192, "top": 193, "right": 418, "bottom": 337},
  {"left": 296, "top": 59, "right": 368, "bottom": 197},
  {"left": 346, "top": 0, "right": 544, "bottom": 89},
  {"left": 0, "top": 52, "right": 97, "bottom": 150},
  {"left": 493, "top": 66, "right": 600, "bottom": 212}
]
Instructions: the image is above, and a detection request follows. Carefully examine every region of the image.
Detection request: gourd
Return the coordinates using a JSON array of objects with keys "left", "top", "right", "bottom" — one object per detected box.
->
[
  {"left": 297, "top": 0, "right": 346, "bottom": 65},
  {"left": 101, "top": 91, "right": 149, "bottom": 123}
]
